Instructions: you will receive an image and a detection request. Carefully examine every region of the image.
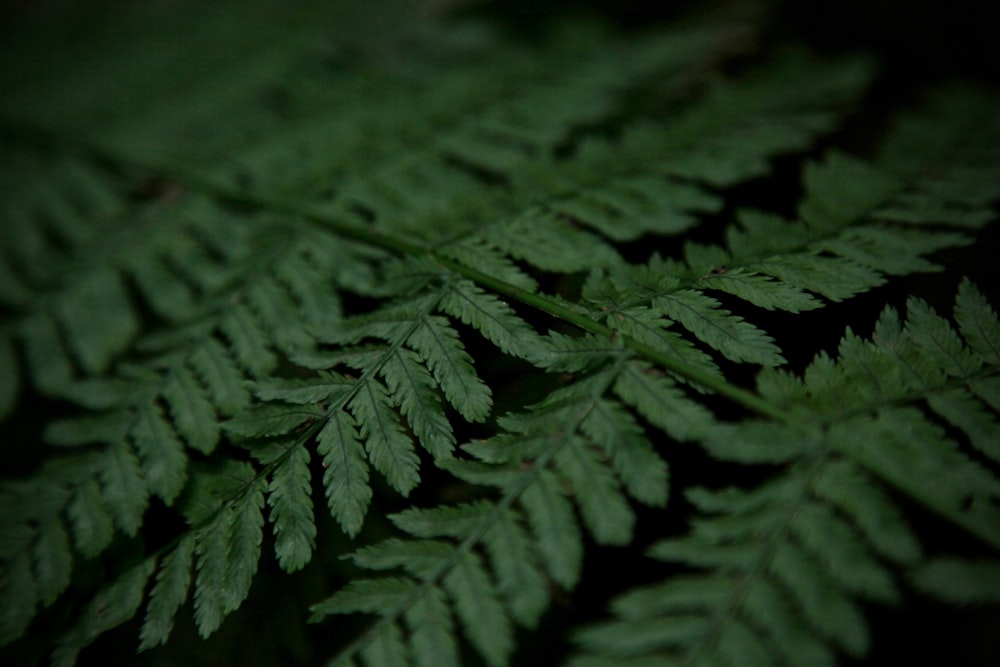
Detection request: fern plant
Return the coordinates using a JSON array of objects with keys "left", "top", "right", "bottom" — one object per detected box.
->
[{"left": 1, "top": 1, "right": 999, "bottom": 665}]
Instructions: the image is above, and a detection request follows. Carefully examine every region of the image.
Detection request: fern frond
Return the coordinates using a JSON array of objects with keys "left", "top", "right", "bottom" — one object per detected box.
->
[
  {"left": 437, "top": 279, "right": 543, "bottom": 360},
  {"left": 0, "top": 477, "right": 74, "bottom": 643},
  {"left": 224, "top": 263, "right": 543, "bottom": 533},
  {"left": 139, "top": 535, "right": 194, "bottom": 650},
  {"left": 64, "top": 477, "right": 116, "bottom": 559},
  {"left": 404, "top": 314, "right": 493, "bottom": 423},
  {"left": 311, "top": 515, "right": 523, "bottom": 667},
  {"left": 382, "top": 348, "right": 456, "bottom": 460},
  {"left": 434, "top": 240, "right": 539, "bottom": 293},
  {"left": 0, "top": 214, "right": 379, "bottom": 639},
  {"left": 571, "top": 465, "right": 906, "bottom": 666},
  {"left": 653, "top": 289, "right": 785, "bottom": 365},
  {"left": 1, "top": 2, "right": 999, "bottom": 665},
  {"left": 254, "top": 440, "right": 317, "bottom": 572},
  {"left": 316, "top": 410, "right": 371, "bottom": 537},
  {"left": 350, "top": 375, "right": 423, "bottom": 496},
  {"left": 570, "top": 281, "right": 1000, "bottom": 666},
  {"left": 131, "top": 403, "right": 188, "bottom": 503},
  {"left": 442, "top": 53, "right": 875, "bottom": 275},
  {"left": 313, "top": 349, "right": 688, "bottom": 665}
]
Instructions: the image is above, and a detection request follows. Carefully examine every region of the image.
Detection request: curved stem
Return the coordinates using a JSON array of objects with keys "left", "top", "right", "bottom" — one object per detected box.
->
[{"left": 2, "top": 118, "right": 783, "bottom": 421}]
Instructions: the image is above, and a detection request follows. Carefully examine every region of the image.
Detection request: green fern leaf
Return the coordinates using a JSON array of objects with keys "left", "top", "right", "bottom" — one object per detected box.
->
[
  {"left": 223, "top": 402, "right": 322, "bottom": 438},
  {"left": 362, "top": 621, "right": 410, "bottom": 667},
  {"left": 700, "top": 420, "right": 809, "bottom": 463},
  {"left": 311, "top": 578, "right": 418, "bottom": 619},
  {"left": 223, "top": 476, "right": 265, "bottom": 613},
  {"left": 482, "top": 510, "right": 551, "bottom": 627},
  {"left": 580, "top": 396, "right": 670, "bottom": 507},
  {"left": 218, "top": 303, "right": 278, "bottom": 379},
  {"left": 139, "top": 535, "right": 194, "bottom": 651},
  {"left": 955, "top": 278, "right": 1000, "bottom": 364},
  {"left": 2, "top": 4, "right": 1000, "bottom": 666},
  {"left": 657, "top": 54, "right": 875, "bottom": 186},
  {"left": 530, "top": 331, "right": 620, "bottom": 373},
  {"left": 317, "top": 410, "right": 372, "bottom": 537},
  {"left": 55, "top": 267, "right": 138, "bottom": 375},
  {"left": 436, "top": 240, "right": 539, "bottom": 293},
  {"left": 904, "top": 297, "right": 982, "bottom": 376},
  {"left": 575, "top": 471, "right": 880, "bottom": 665},
  {"left": 406, "top": 587, "right": 460, "bottom": 667},
  {"left": 598, "top": 304, "right": 721, "bottom": 376},
  {"left": 698, "top": 266, "right": 824, "bottom": 313},
  {"left": 611, "top": 361, "right": 713, "bottom": 443},
  {"left": 829, "top": 409, "right": 1000, "bottom": 547},
  {"left": 382, "top": 348, "right": 456, "bottom": 460},
  {"left": 347, "top": 539, "right": 452, "bottom": 579},
  {"left": 482, "top": 212, "right": 622, "bottom": 273},
  {"left": 928, "top": 389, "right": 1000, "bottom": 462},
  {"left": 181, "top": 461, "right": 264, "bottom": 637},
  {"left": 811, "top": 462, "right": 922, "bottom": 565},
  {"left": 43, "top": 410, "right": 130, "bottom": 447},
  {"left": 99, "top": 440, "right": 149, "bottom": 536},
  {"left": 406, "top": 315, "right": 492, "bottom": 423},
  {"left": 573, "top": 614, "right": 711, "bottom": 656},
  {"left": 770, "top": 540, "right": 870, "bottom": 656},
  {"left": 390, "top": 502, "right": 488, "bottom": 540},
  {"left": 799, "top": 152, "right": 899, "bottom": 229},
  {"left": 554, "top": 437, "right": 635, "bottom": 545},
  {"left": 65, "top": 478, "right": 116, "bottom": 558},
  {"left": 318, "top": 501, "right": 540, "bottom": 667},
  {"left": 31, "top": 517, "right": 73, "bottom": 608},
  {"left": 438, "top": 280, "right": 542, "bottom": 360},
  {"left": 520, "top": 470, "right": 583, "bottom": 589},
  {"left": 443, "top": 552, "right": 513, "bottom": 667},
  {"left": 192, "top": 512, "right": 231, "bottom": 637},
  {"left": 261, "top": 442, "right": 316, "bottom": 572},
  {"left": 580, "top": 270, "right": 730, "bottom": 378},
  {"left": 2, "top": 478, "right": 71, "bottom": 644},
  {"left": 741, "top": 578, "right": 838, "bottom": 666},
  {"left": 571, "top": 280, "right": 999, "bottom": 667},
  {"left": 188, "top": 338, "right": 251, "bottom": 416},
  {"left": 390, "top": 501, "right": 552, "bottom": 627},
  {"left": 789, "top": 503, "right": 900, "bottom": 603},
  {"left": 553, "top": 176, "right": 722, "bottom": 242},
  {"left": 131, "top": 403, "right": 188, "bottom": 504},
  {"left": 351, "top": 378, "right": 421, "bottom": 496},
  {"left": 755, "top": 253, "right": 886, "bottom": 302},
  {"left": 128, "top": 255, "right": 197, "bottom": 321},
  {"left": 252, "top": 372, "right": 353, "bottom": 404},
  {"left": 656, "top": 289, "right": 785, "bottom": 365},
  {"left": 18, "top": 314, "right": 74, "bottom": 394}
]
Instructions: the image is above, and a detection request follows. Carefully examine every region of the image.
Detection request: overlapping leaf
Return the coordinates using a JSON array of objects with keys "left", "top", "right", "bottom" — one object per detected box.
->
[
  {"left": 571, "top": 282, "right": 1000, "bottom": 666},
  {"left": 0, "top": 3, "right": 998, "bottom": 666}
]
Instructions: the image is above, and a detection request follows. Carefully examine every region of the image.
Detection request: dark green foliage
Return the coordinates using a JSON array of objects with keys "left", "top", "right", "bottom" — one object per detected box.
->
[{"left": 1, "top": 1, "right": 999, "bottom": 665}]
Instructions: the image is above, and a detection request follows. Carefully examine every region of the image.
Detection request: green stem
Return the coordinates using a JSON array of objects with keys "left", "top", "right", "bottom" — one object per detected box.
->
[
  {"left": 433, "top": 257, "right": 787, "bottom": 420},
  {"left": 136, "top": 160, "right": 786, "bottom": 420},
  {"left": 2, "top": 119, "right": 780, "bottom": 419}
]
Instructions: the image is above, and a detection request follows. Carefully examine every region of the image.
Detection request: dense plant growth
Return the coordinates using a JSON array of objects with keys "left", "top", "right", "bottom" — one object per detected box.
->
[{"left": 1, "top": 1, "right": 998, "bottom": 665}]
